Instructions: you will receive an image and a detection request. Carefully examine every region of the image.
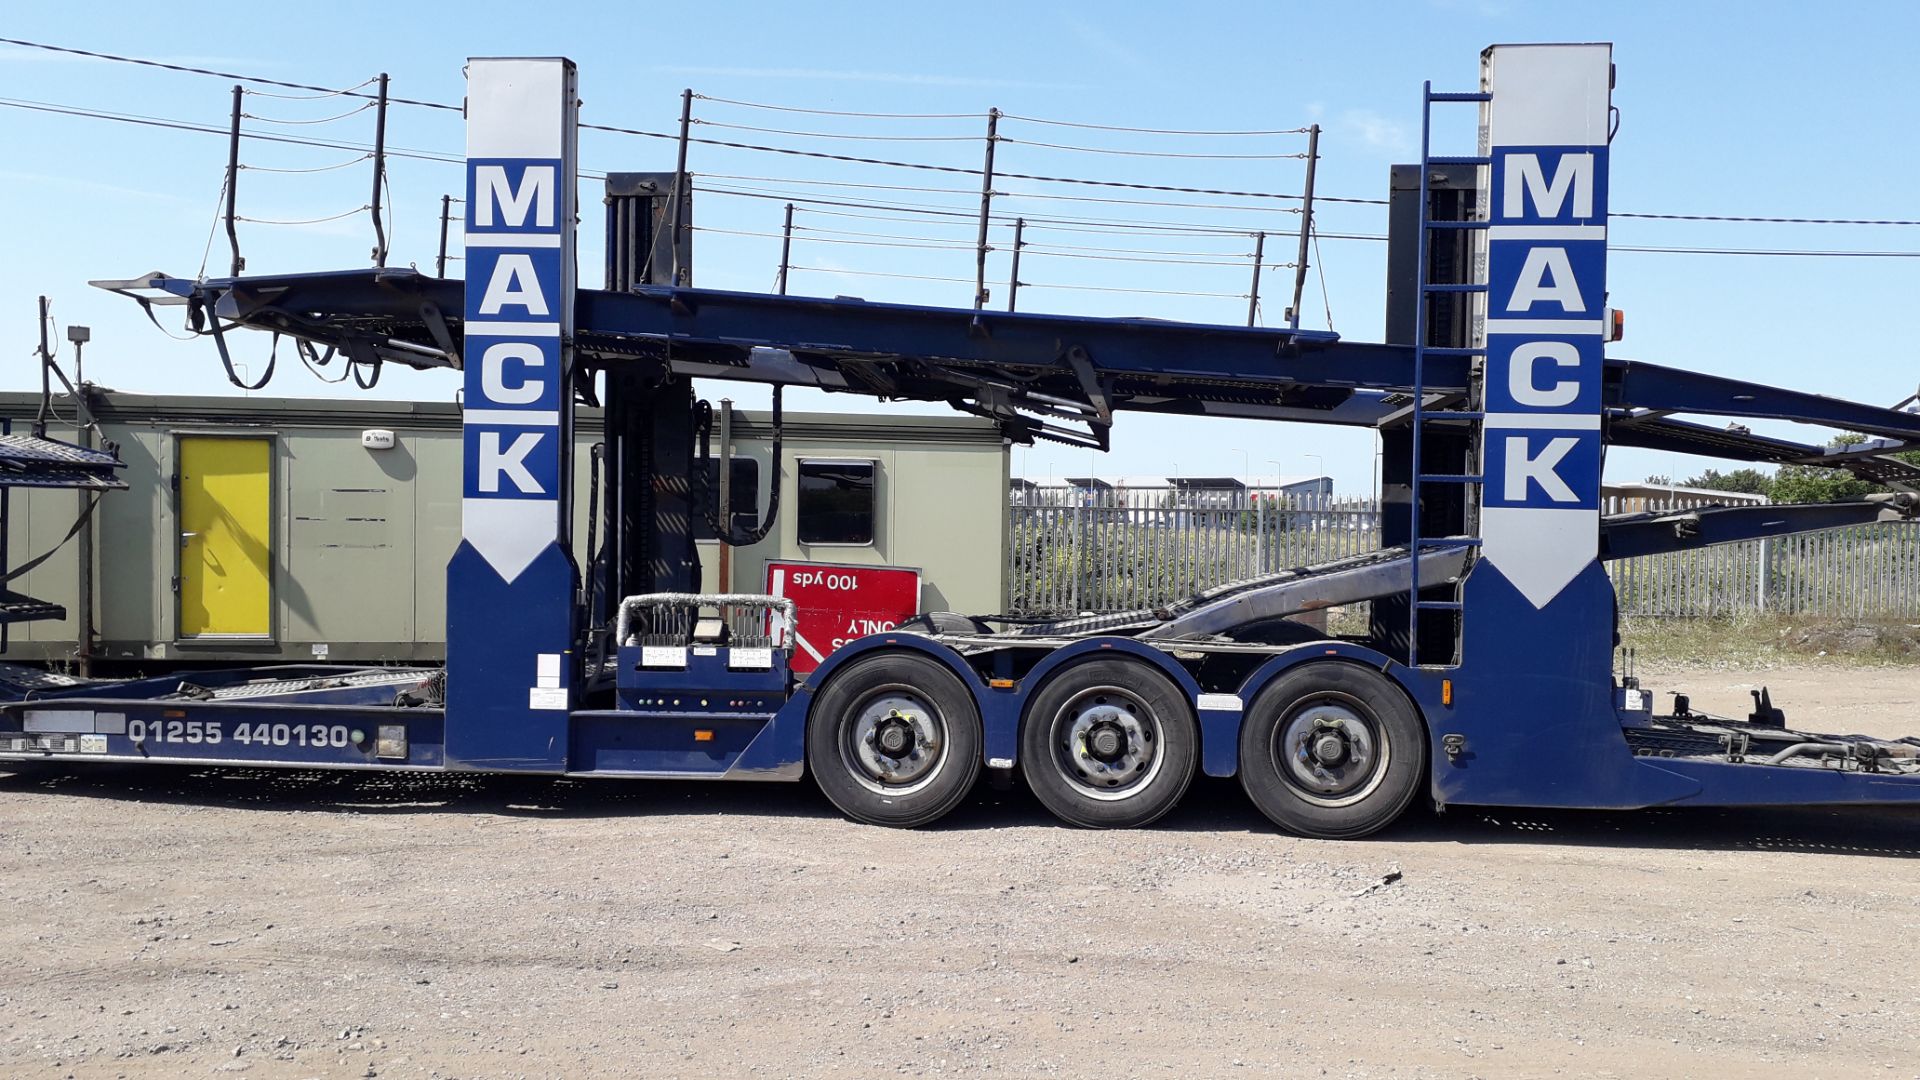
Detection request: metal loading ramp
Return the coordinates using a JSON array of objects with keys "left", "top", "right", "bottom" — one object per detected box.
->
[{"left": 983, "top": 543, "right": 1474, "bottom": 642}]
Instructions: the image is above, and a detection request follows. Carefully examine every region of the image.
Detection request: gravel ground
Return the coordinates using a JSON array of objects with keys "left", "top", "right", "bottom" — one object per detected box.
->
[{"left": 1, "top": 664, "right": 1916, "bottom": 1080}]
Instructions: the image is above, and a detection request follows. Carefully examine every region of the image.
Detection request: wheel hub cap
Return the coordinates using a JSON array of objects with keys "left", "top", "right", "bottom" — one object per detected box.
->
[
  {"left": 1279, "top": 702, "right": 1378, "bottom": 799},
  {"left": 875, "top": 714, "right": 915, "bottom": 756},
  {"left": 1310, "top": 730, "right": 1349, "bottom": 766},
  {"left": 847, "top": 692, "right": 946, "bottom": 791},
  {"left": 1054, "top": 689, "right": 1163, "bottom": 800},
  {"left": 1086, "top": 719, "right": 1128, "bottom": 762}
]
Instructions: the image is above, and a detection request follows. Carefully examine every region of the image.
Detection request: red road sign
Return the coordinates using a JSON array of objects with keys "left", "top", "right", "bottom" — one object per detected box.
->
[{"left": 766, "top": 561, "right": 923, "bottom": 674}]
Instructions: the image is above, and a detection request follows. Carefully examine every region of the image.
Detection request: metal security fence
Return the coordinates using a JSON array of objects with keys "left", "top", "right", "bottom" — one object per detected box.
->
[
  {"left": 1609, "top": 525, "right": 1920, "bottom": 619},
  {"left": 1008, "top": 486, "right": 1381, "bottom": 616},
  {"left": 1007, "top": 486, "right": 1920, "bottom": 620}
]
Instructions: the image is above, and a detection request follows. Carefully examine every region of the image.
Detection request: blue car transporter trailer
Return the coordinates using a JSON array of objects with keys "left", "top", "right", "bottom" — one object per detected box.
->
[{"left": 11, "top": 44, "right": 1920, "bottom": 837}]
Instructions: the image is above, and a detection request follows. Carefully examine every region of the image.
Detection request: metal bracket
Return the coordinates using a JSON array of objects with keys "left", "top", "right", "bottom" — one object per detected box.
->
[{"left": 1722, "top": 731, "right": 1750, "bottom": 763}]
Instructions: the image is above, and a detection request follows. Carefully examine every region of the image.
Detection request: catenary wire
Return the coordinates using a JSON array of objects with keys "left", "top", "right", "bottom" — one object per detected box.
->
[
  {"left": 240, "top": 100, "right": 376, "bottom": 126},
  {"left": 692, "top": 119, "right": 979, "bottom": 142},
  {"left": 692, "top": 93, "right": 980, "bottom": 120},
  {"left": 997, "top": 137, "right": 1307, "bottom": 161},
  {"left": 240, "top": 153, "right": 374, "bottom": 174},
  {"left": 237, "top": 205, "right": 370, "bottom": 226},
  {"left": 998, "top": 113, "right": 1311, "bottom": 137}
]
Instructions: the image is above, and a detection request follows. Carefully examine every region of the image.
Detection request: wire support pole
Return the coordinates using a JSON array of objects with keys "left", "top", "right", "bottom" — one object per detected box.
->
[
  {"left": 670, "top": 88, "right": 693, "bottom": 286},
  {"left": 369, "top": 72, "right": 389, "bottom": 266},
  {"left": 225, "top": 85, "right": 243, "bottom": 277},
  {"left": 33, "top": 296, "right": 51, "bottom": 439},
  {"left": 1288, "top": 123, "right": 1320, "bottom": 329},
  {"left": 973, "top": 108, "right": 1001, "bottom": 309},
  {"left": 1007, "top": 217, "right": 1026, "bottom": 312},
  {"left": 436, "top": 193, "right": 452, "bottom": 278},
  {"left": 776, "top": 202, "right": 795, "bottom": 295},
  {"left": 1246, "top": 230, "right": 1266, "bottom": 327}
]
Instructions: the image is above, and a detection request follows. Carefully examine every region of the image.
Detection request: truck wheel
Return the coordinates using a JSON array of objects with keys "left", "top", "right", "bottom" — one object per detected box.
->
[
  {"left": 1021, "top": 658, "right": 1197, "bottom": 829},
  {"left": 1238, "top": 662, "right": 1425, "bottom": 839},
  {"left": 807, "top": 651, "right": 982, "bottom": 828}
]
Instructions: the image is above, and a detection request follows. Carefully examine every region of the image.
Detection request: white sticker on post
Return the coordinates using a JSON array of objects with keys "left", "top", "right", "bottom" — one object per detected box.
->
[
  {"left": 528, "top": 687, "right": 568, "bottom": 710},
  {"left": 1196, "top": 693, "right": 1243, "bottom": 712},
  {"left": 536, "top": 653, "right": 562, "bottom": 689}
]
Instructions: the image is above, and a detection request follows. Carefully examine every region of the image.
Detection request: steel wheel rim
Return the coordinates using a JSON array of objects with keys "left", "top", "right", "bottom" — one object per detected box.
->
[
  {"left": 840, "top": 683, "right": 950, "bottom": 797},
  {"left": 1048, "top": 684, "right": 1164, "bottom": 801},
  {"left": 1270, "top": 690, "right": 1389, "bottom": 808}
]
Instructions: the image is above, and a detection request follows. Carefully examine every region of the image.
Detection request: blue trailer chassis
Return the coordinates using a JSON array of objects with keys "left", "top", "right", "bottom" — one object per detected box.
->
[{"left": 6, "top": 621, "right": 1919, "bottom": 816}]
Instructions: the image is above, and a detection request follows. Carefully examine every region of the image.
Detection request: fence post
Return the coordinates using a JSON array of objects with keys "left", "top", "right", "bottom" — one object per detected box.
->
[
  {"left": 1070, "top": 500, "right": 1085, "bottom": 614},
  {"left": 1756, "top": 537, "right": 1771, "bottom": 613}
]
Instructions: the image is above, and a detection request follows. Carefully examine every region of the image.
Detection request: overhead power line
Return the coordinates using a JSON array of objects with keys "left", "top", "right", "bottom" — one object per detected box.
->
[
  {"left": 0, "top": 37, "right": 457, "bottom": 111},
  {"left": 692, "top": 119, "right": 978, "bottom": 143},
  {"left": 0, "top": 97, "right": 614, "bottom": 180},
  {"left": 997, "top": 137, "right": 1308, "bottom": 161},
  {"left": 1611, "top": 211, "right": 1920, "bottom": 227},
  {"left": 692, "top": 94, "right": 980, "bottom": 120},
  {"left": 997, "top": 114, "right": 1311, "bottom": 137},
  {"left": 8, "top": 38, "right": 1920, "bottom": 254}
]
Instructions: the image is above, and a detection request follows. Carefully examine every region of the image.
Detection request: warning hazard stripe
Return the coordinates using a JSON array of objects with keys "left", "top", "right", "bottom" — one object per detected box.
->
[{"left": 793, "top": 632, "right": 827, "bottom": 665}]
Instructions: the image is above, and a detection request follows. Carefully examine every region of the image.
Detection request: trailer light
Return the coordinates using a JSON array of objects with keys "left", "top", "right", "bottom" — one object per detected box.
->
[
  {"left": 988, "top": 678, "right": 1015, "bottom": 689},
  {"left": 350, "top": 729, "right": 367, "bottom": 746},
  {"left": 694, "top": 729, "right": 714, "bottom": 742},
  {"left": 164, "top": 709, "right": 187, "bottom": 718},
  {"left": 375, "top": 725, "right": 408, "bottom": 760},
  {"left": 1442, "top": 680, "right": 1454, "bottom": 707},
  {"left": 1604, "top": 306, "right": 1625, "bottom": 342}
]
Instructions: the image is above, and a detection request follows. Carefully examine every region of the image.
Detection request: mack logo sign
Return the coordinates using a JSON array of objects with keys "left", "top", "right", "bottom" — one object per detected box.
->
[
  {"left": 1476, "top": 43, "right": 1612, "bottom": 608},
  {"left": 461, "top": 59, "right": 578, "bottom": 582}
]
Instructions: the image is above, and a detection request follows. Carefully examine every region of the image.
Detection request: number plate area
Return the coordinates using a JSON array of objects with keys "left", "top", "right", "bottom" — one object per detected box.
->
[{"left": 0, "top": 706, "right": 445, "bottom": 768}]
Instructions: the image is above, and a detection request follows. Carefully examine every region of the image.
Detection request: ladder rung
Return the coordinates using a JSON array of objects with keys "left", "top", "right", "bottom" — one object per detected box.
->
[
  {"left": 1421, "top": 283, "right": 1487, "bottom": 294},
  {"left": 1428, "top": 91, "right": 1491, "bottom": 103},
  {"left": 1421, "top": 346, "right": 1485, "bottom": 357},
  {"left": 1418, "top": 537, "right": 1484, "bottom": 548},
  {"left": 1414, "top": 599, "right": 1464, "bottom": 611},
  {"left": 1426, "top": 156, "right": 1491, "bottom": 167},
  {"left": 1425, "top": 220, "right": 1489, "bottom": 230},
  {"left": 1416, "top": 474, "right": 1484, "bottom": 484}
]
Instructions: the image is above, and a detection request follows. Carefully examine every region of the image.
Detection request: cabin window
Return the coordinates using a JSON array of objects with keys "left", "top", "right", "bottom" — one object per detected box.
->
[{"left": 797, "top": 459, "right": 876, "bottom": 545}]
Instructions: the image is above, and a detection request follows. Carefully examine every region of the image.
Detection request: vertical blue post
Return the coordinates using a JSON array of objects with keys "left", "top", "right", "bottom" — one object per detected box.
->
[{"left": 446, "top": 58, "right": 580, "bottom": 771}]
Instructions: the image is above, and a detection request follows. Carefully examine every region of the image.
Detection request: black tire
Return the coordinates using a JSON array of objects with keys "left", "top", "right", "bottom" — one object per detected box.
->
[
  {"left": 1238, "top": 662, "right": 1425, "bottom": 839},
  {"left": 807, "top": 651, "right": 983, "bottom": 828},
  {"left": 1020, "top": 658, "right": 1197, "bottom": 829}
]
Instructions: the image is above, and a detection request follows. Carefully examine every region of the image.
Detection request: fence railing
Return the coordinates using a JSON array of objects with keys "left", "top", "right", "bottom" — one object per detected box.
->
[{"left": 1006, "top": 486, "right": 1920, "bottom": 620}]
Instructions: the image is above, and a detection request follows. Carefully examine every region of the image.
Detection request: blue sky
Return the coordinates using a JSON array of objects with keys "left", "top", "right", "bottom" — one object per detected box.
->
[{"left": 4, "top": 2, "right": 1918, "bottom": 493}]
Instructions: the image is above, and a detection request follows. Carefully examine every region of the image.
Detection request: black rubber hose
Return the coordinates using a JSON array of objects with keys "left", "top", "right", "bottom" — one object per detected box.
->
[{"left": 692, "top": 385, "right": 782, "bottom": 547}]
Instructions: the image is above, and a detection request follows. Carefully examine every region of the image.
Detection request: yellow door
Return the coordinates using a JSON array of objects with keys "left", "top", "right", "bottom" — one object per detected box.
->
[{"left": 178, "top": 436, "right": 272, "bottom": 637}]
